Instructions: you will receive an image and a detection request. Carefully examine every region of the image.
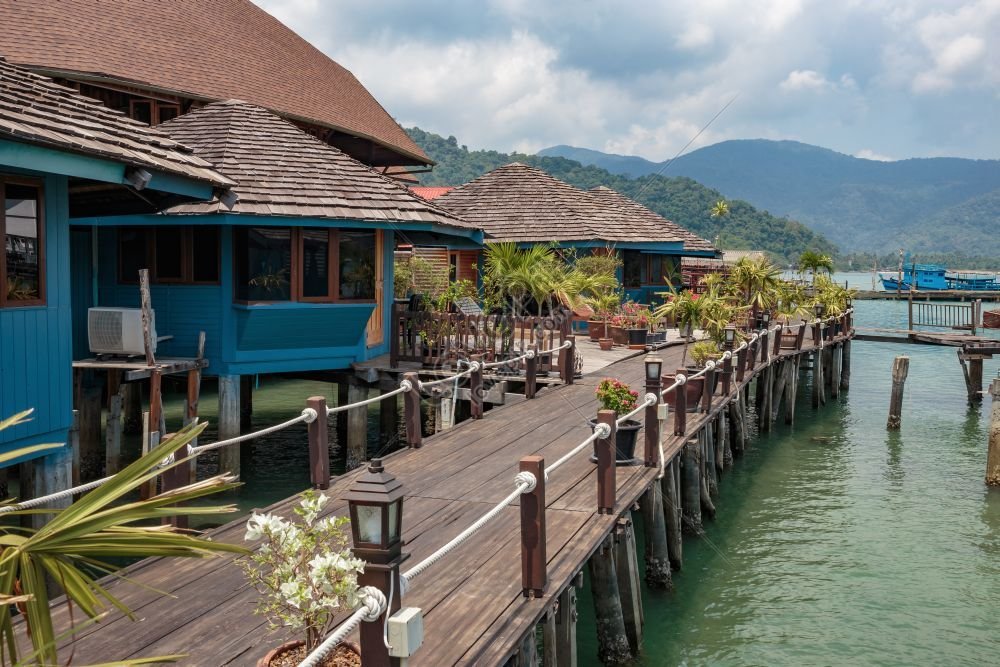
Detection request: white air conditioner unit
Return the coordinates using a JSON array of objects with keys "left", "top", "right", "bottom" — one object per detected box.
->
[{"left": 88, "top": 308, "right": 157, "bottom": 356}]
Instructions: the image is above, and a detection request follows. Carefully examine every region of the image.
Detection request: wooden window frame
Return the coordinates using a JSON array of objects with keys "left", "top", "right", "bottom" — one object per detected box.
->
[
  {"left": 234, "top": 227, "right": 378, "bottom": 305},
  {"left": 0, "top": 176, "right": 46, "bottom": 308},
  {"left": 117, "top": 226, "right": 220, "bottom": 285}
]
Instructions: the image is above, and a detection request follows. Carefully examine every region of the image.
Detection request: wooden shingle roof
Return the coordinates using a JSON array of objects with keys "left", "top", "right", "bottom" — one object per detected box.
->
[
  {"left": 433, "top": 163, "right": 716, "bottom": 251},
  {"left": 158, "top": 101, "right": 474, "bottom": 232},
  {"left": 0, "top": 57, "right": 231, "bottom": 187},
  {"left": 0, "top": 0, "right": 429, "bottom": 166}
]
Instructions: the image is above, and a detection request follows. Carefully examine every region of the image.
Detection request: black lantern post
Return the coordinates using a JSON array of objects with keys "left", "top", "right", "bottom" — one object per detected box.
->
[
  {"left": 643, "top": 356, "right": 663, "bottom": 466},
  {"left": 346, "top": 458, "right": 408, "bottom": 667}
]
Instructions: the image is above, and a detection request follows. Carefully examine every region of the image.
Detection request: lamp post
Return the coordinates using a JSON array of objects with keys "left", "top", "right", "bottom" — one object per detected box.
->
[
  {"left": 346, "top": 458, "right": 408, "bottom": 667},
  {"left": 644, "top": 356, "right": 663, "bottom": 467},
  {"left": 722, "top": 326, "right": 735, "bottom": 395}
]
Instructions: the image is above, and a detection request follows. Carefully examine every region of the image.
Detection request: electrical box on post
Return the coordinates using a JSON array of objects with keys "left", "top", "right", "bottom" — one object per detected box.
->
[{"left": 387, "top": 607, "right": 423, "bottom": 658}]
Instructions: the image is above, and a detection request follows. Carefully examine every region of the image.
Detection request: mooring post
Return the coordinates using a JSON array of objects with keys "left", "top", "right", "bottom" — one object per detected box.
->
[
  {"left": 662, "top": 458, "right": 683, "bottom": 570},
  {"left": 402, "top": 372, "right": 422, "bottom": 448},
  {"left": 614, "top": 517, "right": 643, "bottom": 655},
  {"left": 681, "top": 438, "right": 702, "bottom": 534},
  {"left": 525, "top": 343, "right": 538, "bottom": 399},
  {"left": 596, "top": 410, "right": 617, "bottom": 514},
  {"left": 306, "top": 396, "right": 330, "bottom": 490},
  {"left": 967, "top": 356, "right": 985, "bottom": 404},
  {"left": 588, "top": 535, "right": 631, "bottom": 666},
  {"left": 470, "top": 357, "right": 484, "bottom": 419},
  {"left": 554, "top": 583, "right": 578, "bottom": 667},
  {"left": 887, "top": 355, "right": 910, "bottom": 430},
  {"left": 671, "top": 370, "right": 687, "bottom": 436},
  {"left": 987, "top": 378, "right": 1000, "bottom": 486},
  {"left": 520, "top": 455, "right": 547, "bottom": 597},
  {"left": 639, "top": 483, "right": 672, "bottom": 590},
  {"left": 644, "top": 359, "right": 663, "bottom": 467},
  {"left": 813, "top": 320, "right": 822, "bottom": 346}
]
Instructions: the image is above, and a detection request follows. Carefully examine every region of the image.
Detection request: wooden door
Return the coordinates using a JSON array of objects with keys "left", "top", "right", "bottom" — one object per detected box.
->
[{"left": 366, "top": 230, "right": 385, "bottom": 347}]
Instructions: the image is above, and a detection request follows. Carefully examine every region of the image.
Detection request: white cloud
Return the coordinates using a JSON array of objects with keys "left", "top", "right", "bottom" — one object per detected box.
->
[
  {"left": 780, "top": 69, "right": 831, "bottom": 92},
  {"left": 676, "top": 23, "right": 714, "bottom": 50},
  {"left": 855, "top": 148, "right": 896, "bottom": 161}
]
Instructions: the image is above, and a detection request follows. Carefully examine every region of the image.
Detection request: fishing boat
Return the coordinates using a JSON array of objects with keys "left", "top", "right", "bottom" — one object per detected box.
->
[
  {"left": 878, "top": 259, "right": 1000, "bottom": 292},
  {"left": 984, "top": 308, "right": 1000, "bottom": 329}
]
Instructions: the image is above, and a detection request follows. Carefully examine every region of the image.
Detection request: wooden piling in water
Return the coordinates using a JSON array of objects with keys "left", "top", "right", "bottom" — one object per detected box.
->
[
  {"left": 704, "top": 425, "right": 719, "bottom": 499},
  {"left": 217, "top": 374, "right": 241, "bottom": 478},
  {"left": 588, "top": 535, "right": 631, "bottom": 666},
  {"left": 614, "top": 517, "right": 643, "bottom": 655},
  {"left": 105, "top": 388, "right": 124, "bottom": 475},
  {"left": 662, "top": 458, "right": 683, "bottom": 570},
  {"left": 78, "top": 381, "right": 103, "bottom": 482},
  {"left": 122, "top": 382, "right": 143, "bottom": 435},
  {"left": 987, "top": 378, "right": 1000, "bottom": 486},
  {"left": 887, "top": 355, "right": 910, "bottom": 430},
  {"left": 639, "top": 483, "right": 672, "bottom": 590},
  {"left": 554, "top": 584, "right": 578, "bottom": 667},
  {"left": 681, "top": 438, "right": 702, "bottom": 534},
  {"left": 699, "top": 429, "right": 717, "bottom": 521},
  {"left": 347, "top": 383, "right": 369, "bottom": 470},
  {"left": 840, "top": 339, "right": 852, "bottom": 391},
  {"left": 811, "top": 350, "right": 824, "bottom": 409}
]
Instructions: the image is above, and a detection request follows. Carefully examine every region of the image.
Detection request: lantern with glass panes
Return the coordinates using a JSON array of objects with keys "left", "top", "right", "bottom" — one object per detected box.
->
[{"left": 345, "top": 458, "right": 405, "bottom": 565}]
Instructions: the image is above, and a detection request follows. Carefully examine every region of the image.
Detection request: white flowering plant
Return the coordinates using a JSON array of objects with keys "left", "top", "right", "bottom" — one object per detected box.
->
[{"left": 240, "top": 490, "right": 365, "bottom": 650}]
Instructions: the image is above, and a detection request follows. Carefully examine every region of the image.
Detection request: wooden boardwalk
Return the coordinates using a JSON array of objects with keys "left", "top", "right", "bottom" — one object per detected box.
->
[{"left": 38, "top": 332, "right": 846, "bottom": 666}]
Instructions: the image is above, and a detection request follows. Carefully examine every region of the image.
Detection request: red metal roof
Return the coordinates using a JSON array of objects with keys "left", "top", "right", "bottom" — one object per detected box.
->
[{"left": 0, "top": 0, "right": 430, "bottom": 166}]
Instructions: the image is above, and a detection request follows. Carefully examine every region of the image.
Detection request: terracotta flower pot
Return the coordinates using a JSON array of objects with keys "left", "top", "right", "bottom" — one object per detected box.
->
[
  {"left": 588, "top": 320, "right": 607, "bottom": 340},
  {"left": 598, "top": 338, "right": 614, "bottom": 351},
  {"left": 258, "top": 640, "right": 361, "bottom": 667},
  {"left": 610, "top": 325, "right": 627, "bottom": 346}
]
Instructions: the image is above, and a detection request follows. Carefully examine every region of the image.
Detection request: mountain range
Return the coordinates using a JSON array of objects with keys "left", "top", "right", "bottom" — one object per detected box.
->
[{"left": 538, "top": 141, "right": 1000, "bottom": 259}]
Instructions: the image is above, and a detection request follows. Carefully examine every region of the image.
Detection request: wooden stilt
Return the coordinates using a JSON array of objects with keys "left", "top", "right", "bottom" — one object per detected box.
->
[
  {"left": 542, "top": 609, "right": 558, "bottom": 667},
  {"left": 783, "top": 358, "right": 797, "bottom": 425},
  {"left": 614, "top": 518, "right": 643, "bottom": 655},
  {"left": 887, "top": 355, "right": 909, "bottom": 430},
  {"left": 336, "top": 382, "right": 349, "bottom": 449},
  {"left": 379, "top": 389, "right": 400, "bottom": 449},
  {"left": 554, "top": 585, "right": 578, "bottom": 667},
  {"left": 721, "top": 410, "right": 733, "bottom": 467},
  {"left": 639, "top": 484, "right": 672, "bottom": 590},
  {"left": 21, "top": 447, "right": 73, "bottom": 529},
  {"left": 105, "top": 388, "right": 124, "bottom": 474},
  {"left": 217, "top": 374, "right": 241, "bottom": 478},
  {"left": 771, "top": 360, "right": 787, "bottom": 425},
  {"left": 588, "top": 536, "right": 631, "bottom": 666},
  {"left": 699, "top": 429, "right": 717, "bottom": 520},
  {"left": 240, "top": 375, "right": 254, "bottom": 431},
  {"left": 830, "top": 344, "right": 842, "bottom": 399},
  {"left": 681, "top": 439, "right": 702, "bottom": 534},
  {"left": 840, "top": 339, "right": 851, "bottom": 391},
  {"left": 704, "top": 426, "right": 719, "bottom": 499},
  {"left": 714, "top": 415, "right": 725, "bottom": 471},
  {"left": 347, "top": 383, "right": 369, "bottom": 470},
  {"left": 662, "top": 458, "right": 683, "bottom": 570},
  {"left": 122, "top": 382, "right": 143, "bottom": 435},
  {"left": 182, "top": 332, "right": 205, "bottom": 485},
  {"left": 811, "top": 351, "right": 823, "bottom": 409},
  {"left": 78, "top": 381, "right": 103, "bottom": 482},
  {"left": 987, "top": 378, "right": 1000, "bottom": 486},
  {"left": 516, "top": 630, "right": 538, "bottom": 666},
  {"left": 727, "top": 401, "right": 744, "bottom": 456}
]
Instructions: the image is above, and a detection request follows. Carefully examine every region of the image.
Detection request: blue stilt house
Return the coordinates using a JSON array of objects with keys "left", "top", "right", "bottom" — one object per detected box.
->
[
  {"left": 432, "top": 163, "right": 719, "bottom": 304},
  {"left": 0, "top": 58, "right": 232, "bottom": 481}
]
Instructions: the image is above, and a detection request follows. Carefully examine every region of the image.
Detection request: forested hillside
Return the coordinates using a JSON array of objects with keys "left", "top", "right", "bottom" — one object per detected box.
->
[{"left": 408, "top": 129, "right": 837, "bottom": 266}]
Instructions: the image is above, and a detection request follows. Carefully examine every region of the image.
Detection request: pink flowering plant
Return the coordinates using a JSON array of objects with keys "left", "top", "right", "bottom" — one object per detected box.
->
[
  {"left": 240, "top": 490, "right": 365, "bottom": 651},
  {"left": 596, "top": 378, "right": 639, "bottom": 415}
]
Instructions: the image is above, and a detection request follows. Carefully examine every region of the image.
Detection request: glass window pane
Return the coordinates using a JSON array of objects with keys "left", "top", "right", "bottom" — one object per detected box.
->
[
  {"left": 623, "top": 250, "right": 642, "bottom": 288},
  {"left": 338, "top": 230, "right": 375, "bottom": 300},
  {"left": 356, "top": 504, "right": 383, "bottom": 544},
  {"left": 4, "top": 184, "right": 41, "bottom": 302},
  {"left": 234, "top": 227, "right": 291, "bottom": 301},
  {"left": 157, "top": 105, "right": 180, "bottom": 124},
  {"left": 191, "top": 226, "right": 219, "bottom": 282},
  {"left": 154, "top": 227, "right": 184, "bottom": 281},
  {"left": 301, "top": 229, "right": 330, "bottom": 298},
  {"left": 648, "top": 255, "right": 677, "bottom": 286},
  {"left": 118, "top": 227, "right": 146, "bottom": 283},
  {"left": 131, "top": 100, "right": 152, "bottom": 125}
]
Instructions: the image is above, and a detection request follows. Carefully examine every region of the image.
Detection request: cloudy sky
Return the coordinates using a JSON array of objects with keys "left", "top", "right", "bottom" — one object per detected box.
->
[{"left": 254, "top": 0, "right": 999, "bottom": 162}]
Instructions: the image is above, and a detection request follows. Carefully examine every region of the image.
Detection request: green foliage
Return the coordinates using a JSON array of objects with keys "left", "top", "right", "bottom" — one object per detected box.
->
[
  {"left": 0, "top": 414, "right": 244, "bottom": 666},
  {"left": 595, "top": 378, "right": 639, "bottom": 415},
  {"left": 406, "top": 128, "right": 840, "bottom": 266},
  {"left": 690, "top": 340, "right": 723, "bottom": 366},
  {"left": 240, "top": 491, "right": 363, "bottom": 651}
]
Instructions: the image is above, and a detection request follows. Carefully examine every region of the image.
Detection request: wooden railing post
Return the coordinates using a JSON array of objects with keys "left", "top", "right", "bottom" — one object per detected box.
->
[
  {"left": 812, "top": 321, "right": 822, "bottom": 346},
  {"left": 760, "top": 330, "right": 769, "bottom": 364},
  {"left": 525, "top": 344, "right": 538, "bottom": 399},
  {"left": 702, "top": 365, "right": 714, "bottom": 414},
  {"left": 559, "top": 336, "right": 576, "bottom": 385},
  {"left": 736, "top": 348, "right": 747, "bottom": 384},
  {"left": 160, "top": 437, "right": 191, "bottom": 529},
  {"left": 748, "top": 338, "right": 757, "bottom": 371},
  {"left": 672, "top": 370, "right": 687, "bottom": 436},
  {"left": 596, "top": 410, "right": 617, "bottom": 514},
  {"left": 402, "top": 372, "right": 422, "bottom": 448},
  {"left": 644, "top": 371, "right": 662, "bottom": 468},
  {"left": 721, "top": 352, "right": 733, "bottom": 396},
  {"left": 520, "top": 455, "right": 546, "bottom": 597},
  {"left": 470, "top": 357, "right": 484, "bottom": 419},
  {"left": 795, "top": 323, "right": 806, "bottom": 350},
  {"left": 773, "top": 327, "right": 782, "bottom": 356},
  {"left": 307, "top": 396, "right": 330, "bottom": 490}
]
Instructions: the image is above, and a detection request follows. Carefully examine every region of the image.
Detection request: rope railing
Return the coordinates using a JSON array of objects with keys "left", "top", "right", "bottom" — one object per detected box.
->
[
  {"left": 545, "top": 425, "right": 609, "bottom": 478},
  {"left": 299, "top": 586, "right": 387, "bottom": 667},
  {"left": 417, "top": 362, "right": 480, "bottom": 391},
  {"left": 188, "top": 410, "right": 314, "bottom": 455},
  {"left": 400, "top": 471, "right": 537, "bottom": 593},
  {"left": 479, "top": 347, "right": 536, "bottom": 370},
  {"left": 327, "top": 382, "right": 412, "bottom": 415},
  {"left": 0, "top": 474, "right": 114, "bottom": 514}
]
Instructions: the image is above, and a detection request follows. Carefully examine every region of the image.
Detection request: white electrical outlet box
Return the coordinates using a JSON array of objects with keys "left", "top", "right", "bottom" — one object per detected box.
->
[
  {"left": 387, "top": 607, "right": 424, "bottom": 658},
  {"left": 658, "top": 403, "right": 669, "bottom": 421}
]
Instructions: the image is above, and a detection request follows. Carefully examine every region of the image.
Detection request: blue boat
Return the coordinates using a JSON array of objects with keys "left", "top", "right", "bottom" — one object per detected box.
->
[{"left": 879, "top": 259, "right": 1000, "bottom": 291}]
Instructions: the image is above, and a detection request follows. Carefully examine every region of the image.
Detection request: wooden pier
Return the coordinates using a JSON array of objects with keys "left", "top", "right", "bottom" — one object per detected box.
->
[{"left": 34, "top": 321, "right": 854, "bottom": 666}]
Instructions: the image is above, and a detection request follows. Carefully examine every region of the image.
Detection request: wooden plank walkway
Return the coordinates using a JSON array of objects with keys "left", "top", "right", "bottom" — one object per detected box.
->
[{"left": 38, "top": 333, "right": 842, "bottom": 666}]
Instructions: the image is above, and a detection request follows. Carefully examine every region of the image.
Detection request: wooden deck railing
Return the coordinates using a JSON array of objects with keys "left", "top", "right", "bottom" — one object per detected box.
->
[{"left": 909, "top": 297, "right": 981, "bottom": 334}]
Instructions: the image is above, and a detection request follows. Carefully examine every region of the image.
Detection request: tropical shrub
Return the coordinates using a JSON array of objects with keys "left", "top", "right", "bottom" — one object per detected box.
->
[{"left": 595, "top": 379, "right": 639, "bottom": 415}]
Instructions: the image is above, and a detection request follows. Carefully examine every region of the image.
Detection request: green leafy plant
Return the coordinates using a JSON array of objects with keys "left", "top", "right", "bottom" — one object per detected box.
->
[
  {"left": 690, "top": 340, "right": 723, "bottom": 366},
  {"left": 240, "top": 490, "right": 364, "bottom": 651},
  {"left": 248, "top": 265, "right": 290, "bottom": 295},
  {"left": 0, "top": 412, "right": 244, "bottom": 666},
  {"left": 595, "top": 378, "right": 639, "bottom": 415},
  {"left": 798, "top": 250, "right": 835, "bottom": 288},
  {"left": 654, "top": 290, "right": 704, "bottom": 366}
]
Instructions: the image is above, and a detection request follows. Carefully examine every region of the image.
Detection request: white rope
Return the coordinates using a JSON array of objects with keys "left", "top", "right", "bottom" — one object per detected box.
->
[
  {"left": 616, "top": 393, "right": 657, "bottom": 425},
  {"left": 189, "top": 410, "right": 312, "bottom": 455},
  {"left": 418, "top": 362, "right": 480, "bottom": 391},
  {"left": 0, "top": 474, "right": 114, "bottom": 514},
  {"left": 545, "top": 426, "right": 607, "bottom": 478},
  {"left": 401, "top": 473, "right": 534, "bottom": 593},
  {"left": 479, "top": 347, "right": 536, "bottom": 370},
  {"left": 660, "top": 375, "right": 685, "bottom": 398},
  {"left": 299, "top": 586, "right": 387, "bottom": 667},
  {"left": 328, "top": 383, "right": 410, "bottom": 415}
]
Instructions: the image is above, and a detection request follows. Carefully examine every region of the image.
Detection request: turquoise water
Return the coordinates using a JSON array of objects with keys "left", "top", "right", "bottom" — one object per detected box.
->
[{"left": 578, "top": 289, "right": 1000, "bottom": 665}]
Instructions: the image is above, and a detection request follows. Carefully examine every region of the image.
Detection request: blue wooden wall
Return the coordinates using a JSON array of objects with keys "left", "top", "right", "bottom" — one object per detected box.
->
[
  {"left": 0, "top": 172, "right": 73, "bottom": 463},
  {"left": 82, "top": 224, "right": 395, "bottom": 377}
]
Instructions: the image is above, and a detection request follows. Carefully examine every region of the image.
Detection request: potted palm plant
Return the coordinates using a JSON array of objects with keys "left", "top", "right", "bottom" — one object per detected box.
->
[
  {"left": 242, "top": 490, "right": 364, "bottom": 667},
  {"left": 589, "top": 379, "right": 642, "bottom": 463},
  {"left": 655, "top": 291, "right": 706, "bottom": 410}
]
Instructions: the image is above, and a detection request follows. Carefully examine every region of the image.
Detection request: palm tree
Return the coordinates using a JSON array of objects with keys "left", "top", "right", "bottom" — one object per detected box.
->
[
  {"left": 710, "top": 200, "right": 730, "bottom": 219},
  {"left": 798, "top": 250, "right": 834, "bottom": 288}
]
